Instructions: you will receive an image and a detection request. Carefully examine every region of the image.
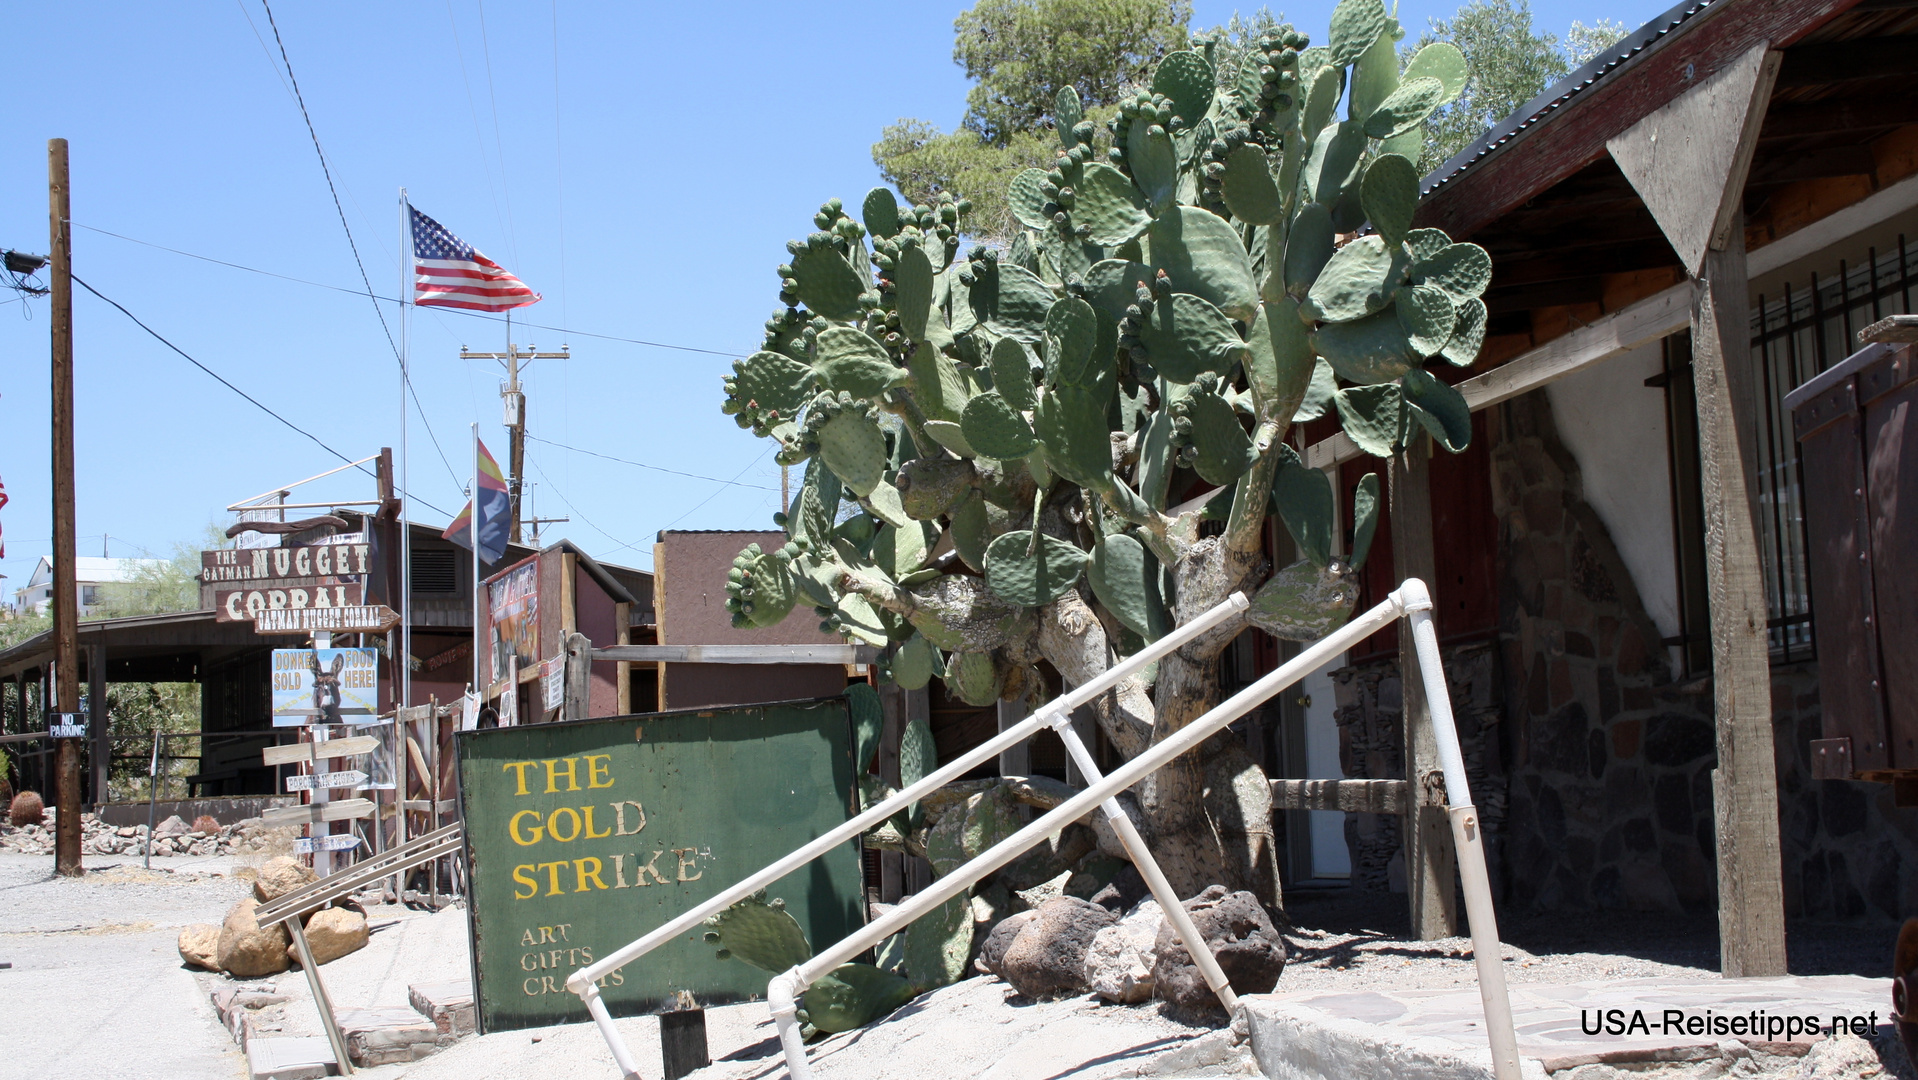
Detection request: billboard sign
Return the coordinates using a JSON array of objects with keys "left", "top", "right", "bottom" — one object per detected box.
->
[
  {"left": 271, "top": 648, "right": 381, "bottom": 725},
  {"left": 487, "top": 557, "right": 539, "bottom": 683}
]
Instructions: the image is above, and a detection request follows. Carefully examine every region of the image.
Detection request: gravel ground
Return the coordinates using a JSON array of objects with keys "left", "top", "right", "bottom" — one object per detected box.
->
[{"left": 0, "top": 851, "right": 252, "bottom": 1080}]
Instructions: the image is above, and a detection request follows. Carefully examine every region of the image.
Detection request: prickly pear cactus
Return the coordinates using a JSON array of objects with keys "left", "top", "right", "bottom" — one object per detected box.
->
[
  {"left": 717, "top": 0, "right": 1486, "bottom": 909},
  {"left": 701, "top": 891, "right": 812, "bottom": 974}
]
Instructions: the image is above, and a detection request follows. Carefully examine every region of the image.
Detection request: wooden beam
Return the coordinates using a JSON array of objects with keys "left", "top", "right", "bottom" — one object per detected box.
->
[
  {"left": 1415, "top": 0, "right": 1858, "bottom": 242},
  {"left": 1775, "top": 34, "right": 1918, "bottom": 87},
  {"left": 1270, "top": 778, "right": 1411, "bottom": 814},
  {"left": 1611, "top": 43, "right": 1788, "bottom": 979},
  {"left": 1391, "top": 439, "right": 1456, "bottom": 940},
  {"left": 589, "top": 644, "right": 880, "bottom": 665},
  {"left": 1746, "top": 144, "right": 1878, "bottom": 187},
  {"left": 1759, "top": 92, "right": 1918, "bottom": 141}
]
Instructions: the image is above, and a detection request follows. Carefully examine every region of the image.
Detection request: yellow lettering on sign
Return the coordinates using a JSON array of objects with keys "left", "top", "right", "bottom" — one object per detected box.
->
[
  {"left": 573, "top": 857, "right": 607, "bottom": 892},
  {"left": 580, "top": 806, "right": 612, "bottom": 840},
  {"left": 543, "top": 757, "right": 581, "bottom": 793},
  {"left": 512, "top": 865, "right": 539, "bottom": 900},
  {"left": 537, "top": 862, "right": 568, "bottom": 897},
  {"left": 508, "top": 810, "right": 544, "bottom": 846},
  {"left": 585, "top": 754, "right": 615, "bottom": 788},
  {"left": 502, "top": 761, "right": 536, "bottom": 795},
  {"left": 547, "top": 807, "right": 582, "bottom": 843}
]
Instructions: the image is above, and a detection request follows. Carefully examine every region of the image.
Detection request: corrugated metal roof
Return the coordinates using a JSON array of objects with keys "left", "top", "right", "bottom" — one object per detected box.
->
[{"left": 1420, "top": 0, "right": 1718, "bottom": 197}]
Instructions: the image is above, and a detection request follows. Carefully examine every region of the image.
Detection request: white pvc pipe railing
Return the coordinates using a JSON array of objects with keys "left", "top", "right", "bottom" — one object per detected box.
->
[
  {"left": 573, "top": 580, "right": 1521, "bottom": 1080},
  {"left": 566, "top": 591, "right": 1251, "bottom": 1080}
]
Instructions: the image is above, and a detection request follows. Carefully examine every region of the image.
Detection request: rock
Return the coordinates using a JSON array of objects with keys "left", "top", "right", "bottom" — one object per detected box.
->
[
  {"left": 154, "top": 814, "right": 190, "bottom": 838},
  {"left": 217, "top": 898, "right": 291, "bottom": 977},
  {"left": 1151, "top": 886, "right": 1286, "bottom": 1012},
  {"left": 1086, "top": 865, "right": 1150, "bottom": 914},
  {"left": 254, "top": 856, "right": 319, "bottom": 903},
  {"left": 976, "top": 910, "right": 1036, "bottom": 977},
  {"left": 1084, "top": 899, "right": 1163, "bottom": 1004},
  {"left": 8, "top": 791, "right": 44, "bottom": 827},
  {"left": 192, "top": 814, "right": 221, "bottom": 835},
  {"left": 999, "top": 896, "right": 1118, "bottom": 999},
  {"left": 179, "top": 923, "right": 222, "bottom": 970},
  {"left": 1014, "top": 869, "right": 1071, "bottom": 911},
  {"left": 117, "top": 826, "right": 137, "bottom": 838},
  {"left": 288, "top": 907, "right": 369, "bottom": 966}
]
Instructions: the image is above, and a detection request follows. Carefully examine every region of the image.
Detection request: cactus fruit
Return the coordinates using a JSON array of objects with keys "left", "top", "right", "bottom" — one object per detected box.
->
[{"left": 702, "top": 891, "right": 813, "bottom": 974}]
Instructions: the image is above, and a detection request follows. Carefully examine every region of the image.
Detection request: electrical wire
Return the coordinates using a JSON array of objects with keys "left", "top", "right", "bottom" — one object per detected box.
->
[
  {"left": 602, "top": 446, "right": 778, "bottom": 562},
  {"left": 524, "top": 434, "right": 779, "bottom": 491},
  {"left": 70, "top": 224, "right": 741, "bottom": 357},
  {"left": 254, "top": 0, "right": 463, "bottom": 494},
  {"left": 69, "top": 273, "right": 452, "bottom": 519}
]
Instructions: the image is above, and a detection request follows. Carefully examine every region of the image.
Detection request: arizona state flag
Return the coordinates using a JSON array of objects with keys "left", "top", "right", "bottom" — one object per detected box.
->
[{"left": 444, "top": 438, "right": 510, "bottom": 565}]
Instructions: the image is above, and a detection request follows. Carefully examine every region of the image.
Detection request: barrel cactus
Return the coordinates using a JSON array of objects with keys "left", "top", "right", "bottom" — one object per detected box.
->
[{"left": 719, "top": 0, "right": 1482, "bottom": 907}]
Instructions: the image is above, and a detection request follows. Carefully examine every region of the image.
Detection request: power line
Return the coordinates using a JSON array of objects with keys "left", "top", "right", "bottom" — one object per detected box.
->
[
  {"left": 69, "top": 273, "right": 452, "bottom": 519},
  {"left": 524, "top": 434, "right": 779, "bottom": 491},
  {"left": 254, "top": 1, "right": 463, "bottom": 495},
  {"left": 601, "top": 446, "right": 778, "bottom": 562},
  {"left": 70, "top": 223, "right": 742, "bottom": 357}
]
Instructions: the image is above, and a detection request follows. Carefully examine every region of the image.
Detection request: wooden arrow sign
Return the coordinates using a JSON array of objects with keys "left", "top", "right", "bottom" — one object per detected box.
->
[
  {"left": 261, "top": 798, "right": 375, "bottom": 827},
  {"left": 262, "top": 736, "right": 381, "bottom": 768},
  {"left": 294, "top": 834, "right": 364, "bottom": 853},
  {"left": 284, "top": 770, "right": 370, "bottom": 792}
]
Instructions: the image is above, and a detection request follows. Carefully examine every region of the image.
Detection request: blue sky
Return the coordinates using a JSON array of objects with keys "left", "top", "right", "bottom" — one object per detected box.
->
[{"left": 0, "top": 0, "right": 1670, "bottom": 589}]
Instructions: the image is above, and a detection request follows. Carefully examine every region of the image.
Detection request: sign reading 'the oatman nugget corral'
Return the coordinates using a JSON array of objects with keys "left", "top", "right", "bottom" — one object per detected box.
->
[{"left": 456, "top": 695, "right": 865, "bottom": 1032}]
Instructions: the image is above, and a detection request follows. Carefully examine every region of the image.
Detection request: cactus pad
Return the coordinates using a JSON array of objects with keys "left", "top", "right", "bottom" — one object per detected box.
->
[
  {"left": 1007, "top": 168, "right": 1052, "bottom": 231},
  {"left": 1283, "top": 203, "right": 1336, "bottom": 300},
  {"left": 1441, "top": 297, "right": 1487, "bottom": 367},
  {"left": 862, "top": 188, "right": 900, "bottom": 239},
  {"left": 889, "top": 633, "right": 938, "bottom": 691},
  {"left": 1313, "top": 306, "right": 1416, "bottom": 385},
  {"left": 1332, "top": 381, "right": 1405, "bottom": 457},
  {"left": 984, "top": 530, "right": 1088, "bottom": 607},
  {"left": 1177, "top": 378, "right": 1257, "bottom": 485},
  {"left": 1328, "top": 0, "right": 1388, "bottom": 66},
  {"left": 1148, "top": 206, "right": 1259, "bottom": 321},
  {"left": 1073, "top": 164, "right": 1152, "bottom": 246},
  {"left": 903, "top": 892, "right": 974, "bottom": 991},
  {"left": 1360, "top": 154, "right": 1420, "bottom": 247},
  {"left": 1397, "top": 284, "right": 1457, "bottom": 357},
  {"left": 1132, "top": 291, "right": 1251, "bottom": 385},
  {"left": 967, "top": 261, "right": 1053, "bottom": 344},
  {"left": 1303, "top": 236, "right": 1403, "bottom": 323},
  {"left": 923, "top": 419, "right": 979, "bottom": 459},
  {"left": 725, "top": 542, "right": 802, "bottom": 629},
  {"left": 1151, "top": 49, "right": 1215, "bottom": 127},
  {"left": 818, "top": 410, "right": 889, "bottom": 497},
  {"left": 1220, "top": 144, "right": 1283, "bottom": 225},
  {"left": 1043, "top": 297, "right": 1100, "bottom": 388},
  {"left": 1401, "top": 367, "right": 1471, "bottom": 452},
  {"left": 905, "top": 342, "right": 970, "bottom": 423},
  {"left": 1413, "top": 241, "right": 1492, "bottom": 300},
  {"left": 791, "top": 243, "right": 867, "bottom": 322},
  {"left": 989, "top": 336, "right": 1037, "bottom": 411},
  {"left": 950, "top": 490, "right": 990, "bottom": 571},
  {"left": 873, "top": 518, "right": 936, "bottom": 580},
  {"left": 1363, "top": 76, "right": 1447, "bottom": 140},
  {"left": 845, "top": 682, "right": 885, "bottom": 772},
  {"left": 1404, "top": 41, "right": 1469, "bottom": 98},
  {"left": 801, "top": 963, "right": 917, "bottom": 1033},
  {"left": 1245, "top": 297, "right": 1316, "bottom": 424},
  {"left": 1351, "top": 472, "right": 1381, "bottom": 570},
  {"left": 961, "top": 392, "right": 1039, "bottom": 459},
  {"left": 1247, "top": 557, "right": 1359, "bottom": 641},
  {"left": 894, "top": 244, "right": 935, "bottom": 341},
  {"left": 1306, "top": 120, "right": 1368, "bottom": 207},
  {"left": 1083, "top": 259, "right": 1155, "bottom": 323},
  {"left": 723, "top": 351, "right": 817, "bottom": 438},
  {"left": 814, "top": 327, "right": 906, "bottom": 400},
  {"left": 1087, "top": 533, "right": 1162, "bottom": 639},
  {"left": 790, "top": 457, "right": 842, "bottom": 546},
  {"left": 1032, "top": 387, "right": 1114, "bottom": 487},
  {"left": 948, "top": 649, "right": 1004, "bottom": 706},
  {"left": 1272, "top": 449, "right": 1335, "bottom": 567},
  {"left": 703, "top": 891, "right": 813, "bottom": 974}
]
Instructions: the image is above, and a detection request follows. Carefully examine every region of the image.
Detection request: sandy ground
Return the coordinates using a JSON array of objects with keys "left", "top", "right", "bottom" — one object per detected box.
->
[{"left": 0, "top": 851, "right": 253, "bottom": 1080}]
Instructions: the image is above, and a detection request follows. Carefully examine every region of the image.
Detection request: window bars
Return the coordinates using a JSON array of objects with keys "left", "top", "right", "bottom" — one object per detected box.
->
[{"left": 568, "top": 581, "right": 1521, "bottom": 1080}]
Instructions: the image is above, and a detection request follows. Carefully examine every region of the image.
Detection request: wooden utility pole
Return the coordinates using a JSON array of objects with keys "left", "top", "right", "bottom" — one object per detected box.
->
[
  {"left": 458, "top": 343, "right": 568, "bottom": 543},
  {"left": 48, "top": 138, "right": 82, "bottom": 876}
]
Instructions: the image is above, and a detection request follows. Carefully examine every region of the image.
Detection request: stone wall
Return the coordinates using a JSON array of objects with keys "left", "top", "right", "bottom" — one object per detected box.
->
[
  {"left": 1492, "top": 390, "right": 1720, "bottom": 914},
  {"left": 1330, "top": 641, "right": 1505, "bottom": 895},
  {"left": 1772, "top": 662, "right": 1918, "bottom": 921}
]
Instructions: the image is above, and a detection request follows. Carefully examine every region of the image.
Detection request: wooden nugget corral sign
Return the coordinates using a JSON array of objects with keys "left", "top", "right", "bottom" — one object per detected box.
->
[
  {"left": 456, "top": 696, "right": 865, "bottom": 1032},
  {"left": 204, "top": 540, "right": 374, "bottom": 623}
]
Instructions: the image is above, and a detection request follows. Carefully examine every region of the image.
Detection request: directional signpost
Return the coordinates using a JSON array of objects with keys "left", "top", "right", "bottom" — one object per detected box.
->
[
  {"left": 261, "top": 798, "right": 376, "bottom": 828},
  {"left": 284, "top": 770, "right": 370, "bottom": 792},
  {"left": 254, "top": 605, "right": 401, "bottom": 636},
  {"left": 294, "top": 834, "right": 364, "bottom": 854}
]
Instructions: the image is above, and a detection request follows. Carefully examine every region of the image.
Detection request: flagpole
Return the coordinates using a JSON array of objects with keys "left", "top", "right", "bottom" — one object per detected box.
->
[
  {"left": 472, "top": 422, "right": 483, "bottom": 710},
  {"left": 398, "top": 190, "right": 412, "bottom": 714}
]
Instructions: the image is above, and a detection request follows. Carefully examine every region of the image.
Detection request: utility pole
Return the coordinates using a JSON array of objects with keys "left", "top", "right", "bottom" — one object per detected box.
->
[
  {"left": 520, "top": 483, "right": 568, "bottom": 547},
  {"left": 48, "top": 138, "right": 82, "bottom": 877},
  {"left": 458, "top": 342, "right": 567, "bottom": 543}
]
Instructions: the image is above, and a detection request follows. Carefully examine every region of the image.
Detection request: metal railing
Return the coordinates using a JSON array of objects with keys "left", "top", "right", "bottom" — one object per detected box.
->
[{"left": 568, "top": 580, "right": 1520, "bottom": 1080}]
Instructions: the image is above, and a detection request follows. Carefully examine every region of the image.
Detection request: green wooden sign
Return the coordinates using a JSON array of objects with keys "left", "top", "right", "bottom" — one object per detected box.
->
[{"left": 457, "top": 695, "right": 865, "bottom": 1032}]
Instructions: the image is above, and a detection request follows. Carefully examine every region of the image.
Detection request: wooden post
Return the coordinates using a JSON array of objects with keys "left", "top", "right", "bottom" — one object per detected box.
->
[
  {"left": 997, "top": 697, "right": 1030, "bottom": 778},
  {"left": 88, "top": 643, "right": 107, "bottom": 807},
  {"left": 48, "top": 137, "right": 82, "bottom": 877},
  {"left": 288, "top": 917, "right": 356, "bottom": 1074},
  {"left": 563, "top": 633, "right": 591, "bottom": 722},
  {"left": 1392, "top": 437, "right": 1456, "bottom": 939},
  {"left": 1607, "top": 44, "right": 1787, "bottom": 978},
  {"left": 659, "top": 1008, "right": 709, "bottom": 1080}
]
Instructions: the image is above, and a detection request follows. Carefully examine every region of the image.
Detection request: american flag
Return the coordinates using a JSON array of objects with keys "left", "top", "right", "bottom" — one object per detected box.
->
[{"left": 410, "top": 206, "right": 540, "bottom": 311}]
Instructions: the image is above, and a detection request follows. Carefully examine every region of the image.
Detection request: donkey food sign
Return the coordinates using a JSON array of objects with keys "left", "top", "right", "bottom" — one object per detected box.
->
[{"left": 271, "top": 647, "right": 381, "bottom": 725}]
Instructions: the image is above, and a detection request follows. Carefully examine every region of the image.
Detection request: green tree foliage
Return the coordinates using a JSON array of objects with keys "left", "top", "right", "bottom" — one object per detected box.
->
[
  {"left": 954, "top": 0, "right": 1191, "bottom": 144},
  {"left": 1405, "top": 0, "right": 1627, "bottom": 172},
  {"left": 93, "top": 526, "right": 223, "bottom": 619}
]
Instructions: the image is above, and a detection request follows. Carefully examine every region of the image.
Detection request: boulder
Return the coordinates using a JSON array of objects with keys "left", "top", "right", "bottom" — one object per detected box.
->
[
  {"left": 1084, "top": 899, "right": 1163, "bottom": 1004},
  {"left": 1151, "top": 886, "right": 1286, "bottom": 1011},
  {"left": 217, "top": 898, "right": 291, "bottom": 978},
  {"left": 154, "top": 814, "right": 191, "bottom": 838},
  {"left": 254, "top": 856, "right": 319, "bottom": 903},
  {"left": 178, "top": 923, "right": 222, "bottom": 971},
  {"left": 975, "top": 910, "right": 1036, "bottom": 977},
  {"left": 288, "top": 907, "right": 369, "bottom": 966},
  {"left": 999, "top": 896, "right": 1117, "bottom": 999}
]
